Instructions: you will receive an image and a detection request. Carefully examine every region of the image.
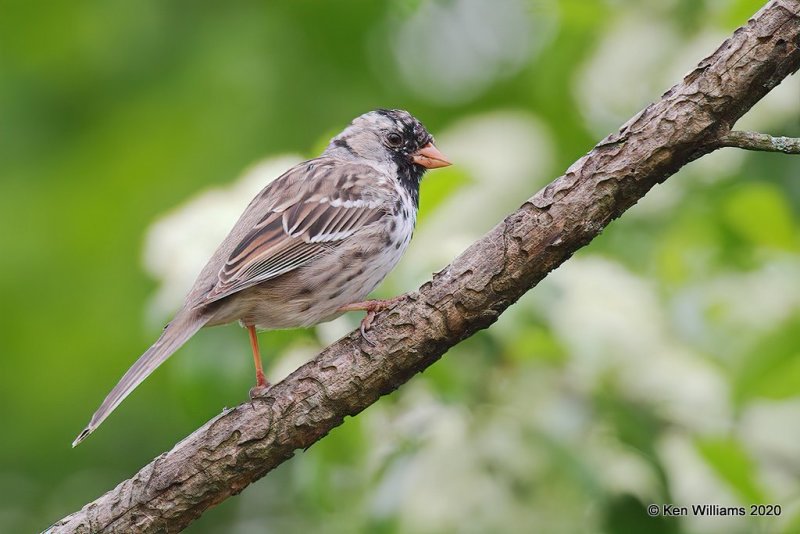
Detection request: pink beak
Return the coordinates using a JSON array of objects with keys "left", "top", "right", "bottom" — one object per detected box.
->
[{"left": 411, "top": 142, "right": 452, "bottom": 169}]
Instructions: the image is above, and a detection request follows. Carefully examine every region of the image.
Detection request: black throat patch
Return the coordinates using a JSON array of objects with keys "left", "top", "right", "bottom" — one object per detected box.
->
[{"left": 393, "top": 155, "right": 424, "bottom": 208}]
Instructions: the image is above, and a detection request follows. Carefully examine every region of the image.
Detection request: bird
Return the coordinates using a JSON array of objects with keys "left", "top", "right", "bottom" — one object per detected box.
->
[{"left": 73, "top": 109, "right": 451, "bottom": 446}]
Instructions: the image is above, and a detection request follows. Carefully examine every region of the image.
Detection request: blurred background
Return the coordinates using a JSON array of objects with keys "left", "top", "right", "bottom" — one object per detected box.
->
[{"left": 1, "top": 0, "right": 799, "bottom": 532}]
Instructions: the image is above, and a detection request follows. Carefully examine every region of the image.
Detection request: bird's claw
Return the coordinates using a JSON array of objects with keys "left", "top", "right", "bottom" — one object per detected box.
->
[
  {"left": 339, "top": 295, "right": 406, "bottom": 346},
  {"left": 360, "top": 311, "right": 377, "bottom": 346},
  {"left": 249, "top": 382, "right": 271, "bottom": 400}
]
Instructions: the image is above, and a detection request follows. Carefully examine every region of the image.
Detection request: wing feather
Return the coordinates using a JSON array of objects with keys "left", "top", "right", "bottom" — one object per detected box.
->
[{"left": 200, "top": 160, "right": 389, "bottom": 304}]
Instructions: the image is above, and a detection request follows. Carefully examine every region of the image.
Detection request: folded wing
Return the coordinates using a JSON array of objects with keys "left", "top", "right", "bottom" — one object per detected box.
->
[{"left": 202, "top": 160, "right": 388, "bottom": 304}]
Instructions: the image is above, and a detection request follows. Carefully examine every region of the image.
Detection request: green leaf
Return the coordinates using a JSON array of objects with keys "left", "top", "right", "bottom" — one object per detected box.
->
[
  {"left": 695, "top": 436, "right": 765, "bottom": 504},
  {"left": 733, "top": 315, "right": 800, "bottom": 406},
  {"left": 722, "top": 183, "right": 798, "bottom": 251},
  {"left": 602, "top": 494, "right": 680, "bottom": 534},
  {"left": 505, "top": 326, "right": 567, "bottom": 365}
]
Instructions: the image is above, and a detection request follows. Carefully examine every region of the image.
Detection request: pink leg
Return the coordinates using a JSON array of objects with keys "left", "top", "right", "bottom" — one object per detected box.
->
[
  {"left": 247, "top": 325, "right": 270, "bottom": 398},
  {"left": 338, "top": 296, "right": 405, "bottom": 341}
]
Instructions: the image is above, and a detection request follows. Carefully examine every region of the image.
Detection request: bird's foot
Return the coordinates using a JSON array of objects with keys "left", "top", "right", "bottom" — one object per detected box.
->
[
  {"left": 249, "top": 371, "right": 271, "bottom": 399},
  {"left": 338, "top": 296, "right": 406, "bottom": 344},
  {"left": 249, "top": 382, "right": 271, "bottom": 400}
]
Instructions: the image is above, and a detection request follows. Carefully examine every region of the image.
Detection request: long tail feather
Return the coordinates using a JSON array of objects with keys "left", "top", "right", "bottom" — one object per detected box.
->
[{"left": 72, "top": 312, "right": 210, "bottom": 447}]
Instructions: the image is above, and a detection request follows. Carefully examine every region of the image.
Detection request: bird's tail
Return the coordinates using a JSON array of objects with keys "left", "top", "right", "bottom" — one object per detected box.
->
[{"left": 72, "top": 311, "right": 210, "bottom": 447}]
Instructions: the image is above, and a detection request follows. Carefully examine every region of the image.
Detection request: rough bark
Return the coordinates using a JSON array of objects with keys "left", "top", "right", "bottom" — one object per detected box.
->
[{"left": 46, "top": 1, "right": 800, "bottom": 532}]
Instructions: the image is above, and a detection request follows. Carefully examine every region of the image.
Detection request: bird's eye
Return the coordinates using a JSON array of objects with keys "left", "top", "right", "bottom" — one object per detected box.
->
[{"left": 386, "top": 133, "right": 403, "bottom": 147}]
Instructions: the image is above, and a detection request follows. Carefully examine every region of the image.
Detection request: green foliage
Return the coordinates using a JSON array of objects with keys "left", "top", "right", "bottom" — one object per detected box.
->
[
  {"left": 722, "top": 183, "right": 798, "bottom": 251},
  {"left": 734, "top": 316, "right": 800, "bottom": 406},
  {"left": 695, "top": 436, "right": 765, "bottom": 504}
]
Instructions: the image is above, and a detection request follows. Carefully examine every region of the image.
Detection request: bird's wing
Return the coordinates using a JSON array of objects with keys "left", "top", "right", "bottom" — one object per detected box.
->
[{"left": 200, "top": 159, "right": 389, "bottom": 304}]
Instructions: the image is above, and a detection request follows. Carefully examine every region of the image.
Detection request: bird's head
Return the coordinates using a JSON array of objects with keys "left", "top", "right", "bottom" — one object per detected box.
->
[{"left": 326, "top": 109, "right": 451, "bottom": 172}]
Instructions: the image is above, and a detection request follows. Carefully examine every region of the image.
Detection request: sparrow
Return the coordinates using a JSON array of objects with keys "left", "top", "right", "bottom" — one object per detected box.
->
[{"left": 73, "top": 109, "right": 451, "bottom": 446}]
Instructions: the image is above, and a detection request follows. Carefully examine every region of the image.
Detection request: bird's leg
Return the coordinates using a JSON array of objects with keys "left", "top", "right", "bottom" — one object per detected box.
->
[
  {"left": 338, "top": 296, "right": 405, "bottom": 342},
  {"left": 247, "top": 325, "right": 270, "bottom": 398}
]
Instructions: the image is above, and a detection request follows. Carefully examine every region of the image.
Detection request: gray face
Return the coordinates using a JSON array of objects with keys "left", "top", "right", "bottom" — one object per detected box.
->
[{"left": 326, "top": 109, "right": 434, "bottom": 168}]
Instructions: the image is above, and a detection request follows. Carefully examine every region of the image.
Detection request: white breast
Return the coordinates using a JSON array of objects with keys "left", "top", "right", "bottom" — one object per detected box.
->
[{"left": 355, "top": 188, "right": 416, "bottom": 297}]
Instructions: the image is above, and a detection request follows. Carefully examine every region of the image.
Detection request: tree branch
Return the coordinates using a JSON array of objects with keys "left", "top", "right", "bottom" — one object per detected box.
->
[
  {"left": 46, "top": 1, "right": 800, "bottom": 532},
  {"left": 717, "top": 130, "right": 800, "bottom": 153}
]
